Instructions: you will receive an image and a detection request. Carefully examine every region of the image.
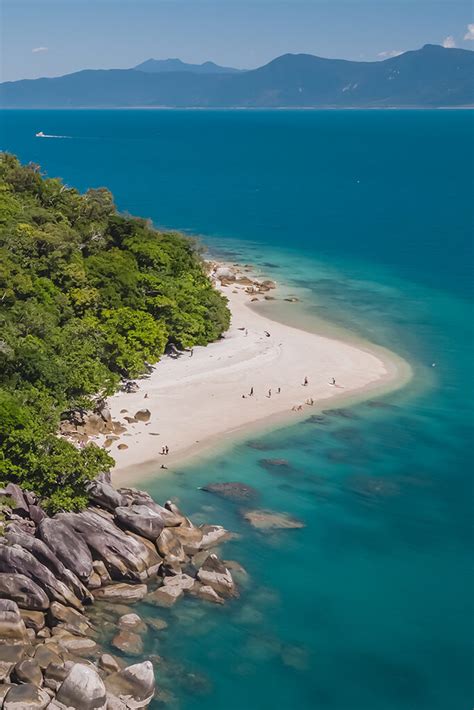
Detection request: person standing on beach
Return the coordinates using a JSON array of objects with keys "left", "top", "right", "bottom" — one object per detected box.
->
[
  {"left": 250, "top": 386, "right": 254, "bottom": 396},
  {"left": 303, "top": 377, "right": 308, "bottom": 386},
  {"left": 331, "top": 377, "right": 336, "bottom": 386},
  {"left": 268, "top": 389, "right": 272, "bottom": 398},
  {"left": 165, "top": 445, "right": 169, "bottom": 455}
]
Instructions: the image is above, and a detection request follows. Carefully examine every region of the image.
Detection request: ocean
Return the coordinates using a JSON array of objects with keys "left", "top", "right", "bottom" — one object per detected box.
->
[{"left": 1, "top": 109, "right": 473, "bottom": 710}]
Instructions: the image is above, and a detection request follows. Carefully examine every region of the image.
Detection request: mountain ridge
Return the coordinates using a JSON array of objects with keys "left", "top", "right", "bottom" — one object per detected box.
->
[
  {"left": 134, "top": 58, "right": 243, "bottom": 74},
  {"left": 1, "top": 45, "right": 473, "bottom": 108}
]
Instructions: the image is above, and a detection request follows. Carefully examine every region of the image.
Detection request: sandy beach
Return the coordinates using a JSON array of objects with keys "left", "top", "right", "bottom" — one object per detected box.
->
[{"left": 103, "top": 264, "right": 410, "bottom": 485}]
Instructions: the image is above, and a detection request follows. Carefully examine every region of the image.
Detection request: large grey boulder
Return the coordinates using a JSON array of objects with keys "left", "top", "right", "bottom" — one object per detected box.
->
[
  {"left": 0, "top": 599, "right": 30, "bottom": 646},
  {"left": 0, "top": 573, "right": 49, "bottom": 610},
  {"left": 48, "top": 602, "right": 92, "bottom": 636},
  {"left": 56, "top": 663, "right": 107, "bottom": 709},
  {"left": 5, "top": 528, "right": 92, "bottom": 604},
  {"left": 3, "top": 683, "right": 50, "bottom": 709},
  {"left": 0, "top": 544, "right": 83, "bottom": 610},
  {"left": 199, "top": 524, "right": 230, "bottom": 549},
  {"left": 56, "top": 511, "right": 160, "bottom": 581},
  {"left": 170, "top": 525, "right": 204, "bottom": 554},
  {"left": 3, "top": 483, "right": 29, "bottom": 516},
  {"left": 104, "top": 660, "right": 155, "bottom": 708},
  {"left": 156, "top": 529, "right": 185, "bottom": 565},
  {"left": 118, "top": 491, "right": 182, "bottom": 527},
  {"left": 38, "top": 518, "right": 93, "bottom": 582},
  {"left": 13, "top": 658, "right": 43, "bottom": 687},
  {"left": 114, "top": 505, "right": 164, "bottom": 541},
  {"left": 86, "top": 480, "right": 125, "bottom": 511}
]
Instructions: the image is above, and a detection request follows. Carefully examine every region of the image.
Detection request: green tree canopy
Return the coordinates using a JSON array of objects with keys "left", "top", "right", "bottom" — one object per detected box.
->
[{"left": 0, "top": 153, "right": 230, "bottom": 511}]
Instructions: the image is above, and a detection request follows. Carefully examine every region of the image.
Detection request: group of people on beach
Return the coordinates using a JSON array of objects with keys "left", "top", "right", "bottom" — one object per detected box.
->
[{"left": 241, "top": 375, "right": 337, "bottom": 401}]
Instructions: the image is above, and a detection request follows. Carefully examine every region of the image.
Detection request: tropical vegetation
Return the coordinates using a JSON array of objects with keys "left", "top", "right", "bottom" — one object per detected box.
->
[{"left": 0, "top": 153, "right": 230, "bottom": 511}]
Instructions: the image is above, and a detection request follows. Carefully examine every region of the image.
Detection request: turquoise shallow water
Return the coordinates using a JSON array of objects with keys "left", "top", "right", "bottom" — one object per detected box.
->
[{"left": 1, "top": 109, "right": 473, "bottom": 709}]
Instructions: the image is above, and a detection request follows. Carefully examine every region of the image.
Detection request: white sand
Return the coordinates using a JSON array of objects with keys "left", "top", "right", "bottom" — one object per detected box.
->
[{"left": 104, "top": 269, "right": 409, "bottom": 486}]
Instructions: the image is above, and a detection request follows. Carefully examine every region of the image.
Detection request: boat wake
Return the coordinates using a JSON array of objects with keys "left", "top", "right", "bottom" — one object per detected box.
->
[{"left": 35, "top": 131, "right": 70, "bottom": 139}]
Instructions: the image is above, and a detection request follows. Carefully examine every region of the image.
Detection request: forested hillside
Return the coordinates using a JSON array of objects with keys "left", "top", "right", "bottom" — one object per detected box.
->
[{"left": 0, "top": 154, "right": 230, "bottom": 511}]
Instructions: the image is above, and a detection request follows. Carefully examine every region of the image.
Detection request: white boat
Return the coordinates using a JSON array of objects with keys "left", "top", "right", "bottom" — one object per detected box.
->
[{"left": 35, "top": 131, "right": 46, "bottom": 137}]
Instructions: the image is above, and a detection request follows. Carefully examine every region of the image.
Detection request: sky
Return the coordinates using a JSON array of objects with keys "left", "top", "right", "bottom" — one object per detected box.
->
[{"left": 1, "top": 0, "right": 473, "bottom": 82}]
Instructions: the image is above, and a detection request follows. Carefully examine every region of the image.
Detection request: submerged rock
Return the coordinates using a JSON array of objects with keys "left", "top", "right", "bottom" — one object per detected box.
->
[
  {"left": 258, "top": 458, "right": 292, "bottom": 474},
  {"left": 322, "top": 408, "right": 358, "bottom": 419},
  {"left": 111, "top": 630, "right": 144, "bottom": 657},
  {"left": 200, "top": 482, "right": 259, "bottom": 502},
  {"left": 242, "top": 510, "right": 305, "bottom": 530},
  {"left": 304, "top": 414, "right": 329, "bottom": 425}
]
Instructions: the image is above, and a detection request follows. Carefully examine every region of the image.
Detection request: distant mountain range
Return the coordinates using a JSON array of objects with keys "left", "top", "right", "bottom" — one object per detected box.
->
[
  {"left": 133, "top": 58, "right": 243, "bottom": 74},
  {"left": 1, "top": 45, "right": 473, "bottom": 108}
]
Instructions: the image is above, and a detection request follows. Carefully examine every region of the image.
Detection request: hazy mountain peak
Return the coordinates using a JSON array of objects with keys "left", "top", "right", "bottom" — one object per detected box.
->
[{"left": 133, "top": 58, "right": 242, "bottom": 74}]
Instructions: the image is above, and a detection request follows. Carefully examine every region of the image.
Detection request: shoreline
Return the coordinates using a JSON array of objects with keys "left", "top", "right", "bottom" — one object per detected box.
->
[{"left": 101, "top": 262, "right": 411, "bottom": 488}]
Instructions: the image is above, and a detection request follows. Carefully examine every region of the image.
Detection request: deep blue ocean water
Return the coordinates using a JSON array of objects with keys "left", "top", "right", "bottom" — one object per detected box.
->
[{"left": 1, "top": 110, "right": 473, "bottom": 709}]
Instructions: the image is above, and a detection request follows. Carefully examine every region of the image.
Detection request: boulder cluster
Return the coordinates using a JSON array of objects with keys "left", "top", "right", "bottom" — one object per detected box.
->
[
  {"left": 210, "top": 264, "right": 277, "bottom": 299},
  {"left": 0, "top": 478, "right": 238, "bottom": 708}
]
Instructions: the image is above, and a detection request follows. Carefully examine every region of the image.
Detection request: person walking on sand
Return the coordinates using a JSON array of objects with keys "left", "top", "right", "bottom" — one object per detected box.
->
[
  {"left": 277, "top": 387, "right": 281, "bottom": 394},
  {"left": 268, "top": 389, "right": 272, "bottom": 398},
  {"left": 165, "top": 445, "right": 169, "bottom": 455},
  {"left": 190, "top": 348, "right": 194, "bottom": 357},
  {"left": 331, "top": 377, "right": 336, "bottom": 386},
  {"left": 250, "top": 386, "right": 254, "bottom": 397},
  {"left": 303, "top": 377, "right": 309, "bottom": 386}
]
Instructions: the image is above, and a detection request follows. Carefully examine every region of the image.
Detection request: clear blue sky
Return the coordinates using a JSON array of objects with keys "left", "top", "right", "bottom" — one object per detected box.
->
[{"left": 1, "top": 0, "right": 473, "bottom": 82}]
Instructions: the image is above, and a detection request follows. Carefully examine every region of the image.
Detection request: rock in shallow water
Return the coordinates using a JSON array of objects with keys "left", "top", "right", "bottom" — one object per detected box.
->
[
  {"left": 104, "top": 661, "right": 155, "bottom": 708},
  {"left": 242, "top": 510, "right": 305, "bottom": 530},
  {"left": 200, "top": 482, "right": 259, "bottom": 502},
  {"left": 197, "top": 555, "right": 237, "bottom": 598},
  {"left": 112, "top": 630, "right": 144, "bottom": 657},
  {"left": 93, "top": 583, "right": 148, "bottom": 604}
]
